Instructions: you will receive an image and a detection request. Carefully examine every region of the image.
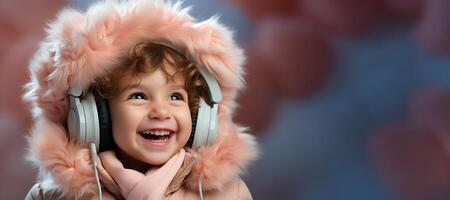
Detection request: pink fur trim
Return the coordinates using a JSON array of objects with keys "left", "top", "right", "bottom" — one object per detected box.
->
[
  {"left": 185, "top": 118, "right": 259, "bottom": 191},
  {"left": 27, "top": 118, "right": 96, "bottom": 198}
]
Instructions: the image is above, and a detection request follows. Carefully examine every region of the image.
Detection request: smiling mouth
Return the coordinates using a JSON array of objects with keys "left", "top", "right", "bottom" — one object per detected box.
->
[{"left": 138, "top": 130, "right": 175, "bottom": 143}]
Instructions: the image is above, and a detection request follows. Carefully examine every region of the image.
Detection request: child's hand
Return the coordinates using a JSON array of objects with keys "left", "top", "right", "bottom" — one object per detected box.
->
[{"left": 99, "top": 149, "right": 186, "bottom": 200}]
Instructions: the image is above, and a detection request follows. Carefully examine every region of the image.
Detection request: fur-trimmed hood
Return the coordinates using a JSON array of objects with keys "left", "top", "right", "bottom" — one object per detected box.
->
[{"left": 23, "top": 0, "right": 258, "bottom": 198}]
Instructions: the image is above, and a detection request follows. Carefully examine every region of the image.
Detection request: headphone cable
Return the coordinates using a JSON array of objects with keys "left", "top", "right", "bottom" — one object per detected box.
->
[
  {"left": 198, "top": 176, "right": 204, "bottom": 200},
  {"left": 90, "top": 143, "right": 103, "bottom": 200}
]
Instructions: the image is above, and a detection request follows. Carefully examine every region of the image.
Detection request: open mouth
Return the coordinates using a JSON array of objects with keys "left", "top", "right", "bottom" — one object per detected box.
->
[{"left": 138, "top": 129, "right": 175, "bottom": 143}]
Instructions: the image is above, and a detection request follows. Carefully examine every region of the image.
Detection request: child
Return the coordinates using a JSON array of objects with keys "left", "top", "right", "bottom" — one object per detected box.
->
[{"left": 24, "top": 0, "right": 258, "bottom": 199}]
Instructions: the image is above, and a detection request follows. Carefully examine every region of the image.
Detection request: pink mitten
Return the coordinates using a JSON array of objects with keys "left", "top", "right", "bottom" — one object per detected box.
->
[{"left": 100, "top": 149, "right": 185, "bottom": 200}]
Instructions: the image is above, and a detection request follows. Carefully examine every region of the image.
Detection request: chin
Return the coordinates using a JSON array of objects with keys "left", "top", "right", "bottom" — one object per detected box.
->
[
  {"left": 145, "top": 158, "right": 168, "bottom": 165},
  {"left": 142, "top": 151, "right": 177, "bottom": 165}
]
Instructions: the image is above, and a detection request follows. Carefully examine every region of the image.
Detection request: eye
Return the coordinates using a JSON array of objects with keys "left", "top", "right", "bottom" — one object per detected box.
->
[
  {"left": 128, "top": 92, "right": 147, "bottom": 100},
  {"left": 169, "top": 92, "right": 184, "bottom": 101}
]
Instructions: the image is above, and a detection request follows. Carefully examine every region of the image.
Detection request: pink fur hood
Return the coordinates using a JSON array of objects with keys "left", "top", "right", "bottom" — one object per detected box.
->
[{"left": 23, "top": 0, "right": 258, "bottom": 198}]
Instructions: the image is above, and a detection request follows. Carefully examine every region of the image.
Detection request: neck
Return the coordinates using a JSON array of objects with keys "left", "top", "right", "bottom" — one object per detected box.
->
[{"left": 115, "top": 147, "right": 152, "bottom": 173}]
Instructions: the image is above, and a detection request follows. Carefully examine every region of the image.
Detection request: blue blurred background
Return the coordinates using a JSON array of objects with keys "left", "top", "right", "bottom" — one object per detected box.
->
[{"left": 1, "top": 0, "right": 450, "bottom": 199}]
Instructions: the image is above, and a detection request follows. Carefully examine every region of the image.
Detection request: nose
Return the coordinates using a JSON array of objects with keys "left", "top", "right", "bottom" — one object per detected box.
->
[{"left": 148, "top": 103, "right": 171, "bottom": 120}]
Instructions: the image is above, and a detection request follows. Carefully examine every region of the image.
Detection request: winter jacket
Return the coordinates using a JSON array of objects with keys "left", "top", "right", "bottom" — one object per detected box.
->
[
  {"left": 25, "top": 151, "right": 253, "bottom": 199},
  {"left": 23, "top": 0, "right": 258, "bottom": 199}
]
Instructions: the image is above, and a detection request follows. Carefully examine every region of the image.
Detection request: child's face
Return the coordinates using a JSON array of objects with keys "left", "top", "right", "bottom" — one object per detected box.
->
[{"left": 109, "top": 65, "right": 192, "bottom": 165}]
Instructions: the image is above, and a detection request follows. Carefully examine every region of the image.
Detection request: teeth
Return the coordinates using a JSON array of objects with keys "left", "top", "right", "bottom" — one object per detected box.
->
[{"left": 141, "top": 130, "right": 171, "bottom": 136}]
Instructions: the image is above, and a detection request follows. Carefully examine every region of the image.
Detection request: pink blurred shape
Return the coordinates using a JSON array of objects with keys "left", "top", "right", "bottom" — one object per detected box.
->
[
  {"left": 0, "top": 0, "right": 64, "bottom": 35},
  {"left": 409, "top": 87, "right": 450, "bottom": 153},
  {"left": 0, "top": 0, "right": 64, "bottom": 129},
  {"left": 0, "top": 112, "right": 35, "bottom": 198},
  {"left": 369, "top": 124, "right": 450, "bottom": 200},
  {"left": 0, "top": 18, "right": 21, "bottom": 54},
  {"left": 300, "top": 0, "right": 384, "bottom": 36},
  {"left": 410, "top": 87, "right": 450, "bottom": 128},
  {"left": 414, "top": 0, "right": 450, "bottom": 55},
  {"left": 384, "top": 0, "right": 423, "bottom": 17},
  {"left": 226, "top": 0, "right": 298, "bottom": 21},
  {"left": 235, "top": 48, "right": 279, "bottom": 135},
  {"left": 0, "top": 1, "right": 64, "bottom": 197},
  {"left": 254, "top": 17, "right": 332, "bottom": 98},
  {"left": 0, "top": 35, "right": 41, "bottom": 127}
]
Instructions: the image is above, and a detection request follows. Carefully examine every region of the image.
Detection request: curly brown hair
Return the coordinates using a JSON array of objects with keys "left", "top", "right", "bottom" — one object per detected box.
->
[{"left": 93, "top": 42, "right": 207, "bottom": 112}]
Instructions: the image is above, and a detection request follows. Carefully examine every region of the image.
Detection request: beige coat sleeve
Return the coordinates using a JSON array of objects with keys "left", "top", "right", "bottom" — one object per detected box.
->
[
  {"left": 168, "top": 179, "right": 253, "bottom": 200},
  {"left": 25, "top": 183, "right": 116, "bottom": 200},
  {"left": 25, "top": 183, "right": 62, "bottom": 200},
  {"left": 235, "top": 180, "right": 253, "bottom": 200},
  {"left": 25, "top": 183, "right": 42, "bottom": 200},
  {"left": 203, "top": 179, "right": 253, "bottom": 200}
]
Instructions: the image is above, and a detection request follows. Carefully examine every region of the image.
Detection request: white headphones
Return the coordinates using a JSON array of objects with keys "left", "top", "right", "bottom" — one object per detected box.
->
[{"left": 67, "top": 42, "right": 222, "bottom": 152}]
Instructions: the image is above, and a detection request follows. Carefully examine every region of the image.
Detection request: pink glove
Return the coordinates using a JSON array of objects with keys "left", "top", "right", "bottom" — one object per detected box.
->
[{"left": 100, "top": 149, "right": 186, "bottom": 200}]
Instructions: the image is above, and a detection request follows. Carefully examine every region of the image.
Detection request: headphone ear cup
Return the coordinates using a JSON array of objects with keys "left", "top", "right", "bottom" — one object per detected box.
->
[
  {"left": 67, "top": 91, "right": 114, "bottom": 152},
  {"left": 68, "top": 93, "right": 100, "bottom": 148},
  {"left": 190, "top": 97, "right": 218, "bottom": 149},
  {"left": 95, "top": 95, "right": 114, "bottom": 152},
  {"left": 68, "top": 95, "right": 86, "bottom": 145}
]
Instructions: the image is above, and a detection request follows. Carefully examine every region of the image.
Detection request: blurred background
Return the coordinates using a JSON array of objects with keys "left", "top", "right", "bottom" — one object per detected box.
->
[{"left": 2, "top": 0, "right": 450, "bottom": 199}]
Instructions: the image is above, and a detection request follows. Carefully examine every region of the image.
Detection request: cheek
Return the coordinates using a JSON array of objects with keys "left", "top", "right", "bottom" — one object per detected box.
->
[
  {"left": 110, "top": 103, "right": 141, "bottom": 139},
  {"left": 178, "top": 107, "right": 192, "bottom": 133},
  {"left": 110, "top": 106, "right": 127, "bottom": 142}
]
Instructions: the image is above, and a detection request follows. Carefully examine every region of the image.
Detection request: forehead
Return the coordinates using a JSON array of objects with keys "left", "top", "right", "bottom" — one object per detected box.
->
[{"left": 118, "top": 64, "right": 186, "bottom": 89}]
